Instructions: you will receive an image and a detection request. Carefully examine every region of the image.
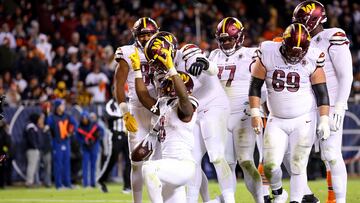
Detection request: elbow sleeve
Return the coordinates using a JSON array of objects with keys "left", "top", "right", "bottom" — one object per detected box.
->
[
  {"left": 249, "top": 76, "right": 265, "bottom": 97},
  {"left": 312, "top": 83, "right": 330, "bottom": 106}
]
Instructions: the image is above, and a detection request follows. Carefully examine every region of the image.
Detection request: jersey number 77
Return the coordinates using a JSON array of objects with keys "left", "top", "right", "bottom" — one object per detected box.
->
[{"left": 217, "top": 65, "right": 236, "bottom": 87}]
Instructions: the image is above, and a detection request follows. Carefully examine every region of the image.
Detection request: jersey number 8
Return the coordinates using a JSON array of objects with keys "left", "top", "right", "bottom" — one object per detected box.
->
[{"left": 272, "top": 70, "right": 300, "bottom": 92}]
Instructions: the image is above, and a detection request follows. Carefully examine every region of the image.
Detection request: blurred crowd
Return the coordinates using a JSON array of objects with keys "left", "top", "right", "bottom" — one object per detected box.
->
[{"left": 0, "top": 0, "right": 360, "bottom": 107}]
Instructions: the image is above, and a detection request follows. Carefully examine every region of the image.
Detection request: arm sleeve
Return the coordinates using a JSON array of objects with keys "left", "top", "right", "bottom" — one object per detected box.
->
[{"left": 329, "top": 43, "right": 353, "bottom": 105}]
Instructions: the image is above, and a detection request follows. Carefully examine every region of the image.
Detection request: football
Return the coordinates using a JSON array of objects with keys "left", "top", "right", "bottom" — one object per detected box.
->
[{"left": 131, "top": 139, "right": 153, "bottom": 162}]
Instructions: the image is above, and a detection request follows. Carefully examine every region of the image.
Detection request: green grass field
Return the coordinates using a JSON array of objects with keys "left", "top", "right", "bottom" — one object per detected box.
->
[{"left": 0, "top": 179, "right": 359, "bottom": 202}]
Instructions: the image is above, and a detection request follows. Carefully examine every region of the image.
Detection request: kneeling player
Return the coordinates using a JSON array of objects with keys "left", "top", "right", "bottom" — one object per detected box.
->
[
  {"left": 129, "top": 38, "right": 198, "bottom": 202},
  {"left": 249, "top": 23, "right": 330, "bottom": 203}
]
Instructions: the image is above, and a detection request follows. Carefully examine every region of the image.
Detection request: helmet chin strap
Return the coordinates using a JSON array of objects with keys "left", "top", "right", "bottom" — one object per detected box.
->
[{"left": 222, "top": 43, "right": 239, "bottom": 56}]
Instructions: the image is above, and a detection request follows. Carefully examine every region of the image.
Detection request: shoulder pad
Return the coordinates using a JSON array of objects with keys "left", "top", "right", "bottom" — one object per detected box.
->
[
  {"left": 180, "top": 44, "right": 203, "bottom": 61},
  {"left": 329, "top": 30, "right": 349, "bottom": 45},
  {"left": 316, "top": 52, "right": 325, "bottom": 67},
  {"left": 114, "top": 47, "right": 124, "bottom": 62},
  {"left": 208, "top": 49, "right": 221, "bottom": 61}
]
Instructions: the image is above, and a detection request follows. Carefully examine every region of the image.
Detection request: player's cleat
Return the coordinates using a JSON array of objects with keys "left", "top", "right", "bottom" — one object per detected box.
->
[
  {"left": 122, "top": 188, "right": 132, "bottom": 194},
  {"left": 302, "top": 194, "right": 320, "bottom": 203},
  {"left": 99, "top": 181, "right": 108, "bottom": 193},
  {"left": 264, "top": 195, "right": 272, "bottom": 203},
  {"left": 273, "top": 189, "right": 288, "bottom": 203}
]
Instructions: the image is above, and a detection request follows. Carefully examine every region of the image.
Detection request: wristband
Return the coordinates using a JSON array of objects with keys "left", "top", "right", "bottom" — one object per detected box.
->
[
  {"left": 319, "top": 115, "right": 329, "bottom": 123},
  {"left": 119, "top": 102, "right": 129, "bottom": 115},
  {"left": 134, "top": 70, "right": 142, "bottom": 79},
  {"left": 167, "top": 67, "right": 178, "bottom": 77},
  {"left": 250, "top": 108, "right": 261, "bottom": 117}
]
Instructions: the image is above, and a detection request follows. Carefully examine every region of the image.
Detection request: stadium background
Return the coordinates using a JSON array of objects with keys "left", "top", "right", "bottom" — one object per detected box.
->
[{"left": 0, "top": 0, "right": 359, "bottom": 199}]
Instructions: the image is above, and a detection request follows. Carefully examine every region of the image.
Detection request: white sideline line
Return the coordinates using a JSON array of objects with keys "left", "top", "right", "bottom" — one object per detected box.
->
[{"left": 1, "top": 199, "right": 150, "bottom": 203}]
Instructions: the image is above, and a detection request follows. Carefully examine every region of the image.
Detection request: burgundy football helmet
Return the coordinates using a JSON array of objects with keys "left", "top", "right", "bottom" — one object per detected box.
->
[
  {"left": 144, "top": 31, "right": 177, "bottom": 72},
  {"left": 159, "top": 71, "right": 194, "bottom": 97},
  {"left": 215, "top": 17, "right": 244, "bottom": 56},
  {"left": 292, "top": 0, "right": 327, "bottom": 32},
  {"left": 280, "top": 23, "right": 311, "bottom": 65},
  {"left": 132, "top": 17, "right": 159, "bottom": 48}
]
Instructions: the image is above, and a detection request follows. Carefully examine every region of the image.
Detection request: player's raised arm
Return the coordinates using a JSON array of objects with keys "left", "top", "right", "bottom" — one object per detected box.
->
[{"left": 171, "top": 73, "right": 194, "bottom": 121}]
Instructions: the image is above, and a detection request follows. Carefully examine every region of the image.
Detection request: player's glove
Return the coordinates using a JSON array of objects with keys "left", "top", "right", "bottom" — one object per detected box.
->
[
  {"left": 330, "top": 102, "right": 346, "bottom": 132},
  {"left": 123, "top": 112, "right": 138, "bottom": 133},
  {"left": 129, "top": 47, "right": 141, "bottom": 71},
  {"left": 187, "top": 57, "right": 209, "bottom": 76},
  {"left": 142, "top": 129, "right": 158, "bottom": 151},
  {"left": 152, "top": 39, "right": 177, "bottom": 75},
  {"left": 317, "top": 115, "right": 330, "bottom": 140},
  {"left": 250, "top": 108, "right": 263, "bottom": 135}
]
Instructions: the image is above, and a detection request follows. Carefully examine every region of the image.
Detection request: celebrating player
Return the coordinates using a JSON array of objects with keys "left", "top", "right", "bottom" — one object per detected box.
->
[
  {"left": 209, "top": 17, "right": 263, "bottom": 203},
  {"left": 249, "top": 23, "right": 330, "bottom": 203},
  {"left": 129, "top": 37, "right": 199, "bottom": 202},
  {"left": 113, "top": 17, "right": 159, "bottom": 202},
  {"left": 143, "top": 31, "right": 235, "bottom": 203},
  {"left": 293, "top": 1, "right": 353, "bottom": 203}
]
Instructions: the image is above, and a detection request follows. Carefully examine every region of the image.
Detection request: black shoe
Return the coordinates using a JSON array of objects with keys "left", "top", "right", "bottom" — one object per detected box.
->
[
  {"left": 302, "top": 194, "right": 320, "bottom": 203},
  {"left": 99, "top": 182, "right": 108, "bottom": 193},
  {"left": 264, "top": 195, "right": 272, "bottom": 203}
]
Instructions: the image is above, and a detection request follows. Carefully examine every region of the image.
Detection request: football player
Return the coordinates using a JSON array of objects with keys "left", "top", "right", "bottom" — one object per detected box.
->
[
  {"left": 129, "top": 37, "right": 198, "bottom": 203},
  {"left": 249, "top": 23, "right": 330, "bottom": 203},
  {"left": 113, "top": 17, "right": 159, "bottom": 203},
  {"left": 144, "top": 32, "right": 235, "bottom": 203},
  {"left": 208, "top": 17, "right": 263, "bottom": 203},
  {"left": 293, "top": 1, "right": 353, "bottom": 203}
]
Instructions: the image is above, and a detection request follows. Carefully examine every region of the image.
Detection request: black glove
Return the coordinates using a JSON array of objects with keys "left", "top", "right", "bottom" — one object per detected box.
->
[{"left": 187, "top": 57, "right": 209, "bottom": 76}]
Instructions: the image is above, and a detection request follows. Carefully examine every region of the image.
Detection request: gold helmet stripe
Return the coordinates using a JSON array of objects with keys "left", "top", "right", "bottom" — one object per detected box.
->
[
  {"left": 222, "top": 17, "right": 229, "bottom": 33},
  {"left": 143, "top": 18, "right": 147, "bottom": 28},
  {"left": 297, "top": 23, "right": 302, "bottom": 47}
]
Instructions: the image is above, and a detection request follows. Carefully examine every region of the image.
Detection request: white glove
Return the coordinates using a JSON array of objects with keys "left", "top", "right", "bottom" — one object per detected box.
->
[
  {"left": 250, "top": 108, "right": 263, "bottom": 135},
  {"left": 317, "top": 115, "right": 331, "bottom": 140},
  {"left": 331, "top": 102, "right": 346, "bottom": 132},
  {"left": 142, "top": 130, "right": 158, "bottom": 151}
]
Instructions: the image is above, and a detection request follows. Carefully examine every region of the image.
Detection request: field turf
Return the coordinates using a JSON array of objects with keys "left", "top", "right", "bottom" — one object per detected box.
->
[{"left": 0, "top": 178, "right": 359, "bottom": 202}]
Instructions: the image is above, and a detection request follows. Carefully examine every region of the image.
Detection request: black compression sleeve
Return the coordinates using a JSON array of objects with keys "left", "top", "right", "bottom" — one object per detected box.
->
[
  {"left": 312, "top": 83, "right": 330, "bottom": 106},
  {"left": 249, "top": 76, "right": 265, "bottom": 97}
]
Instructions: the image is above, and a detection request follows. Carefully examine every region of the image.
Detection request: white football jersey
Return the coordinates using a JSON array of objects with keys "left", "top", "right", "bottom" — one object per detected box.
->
[
  {"left": 310, "top": 28, "right": 352, "bottom": 108},
  {"left": 174, "top": 44, "right": 230, "bottom": 112},
  {"left": 157, "top": 96, "right": 198, "bottom": 160},
  {"left": 258, "top": 41, "right": 325, "bottom": 119},
  {"left": 115, "top": 44, "right": 156, "bottom": 107},
  {"left": 209, "top": 47, "right": 257, "bottom": 113}
]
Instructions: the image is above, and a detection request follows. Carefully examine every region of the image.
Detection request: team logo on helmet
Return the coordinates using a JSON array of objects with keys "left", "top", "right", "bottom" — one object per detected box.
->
[{"left": 292, "top": 0, "right": 327, "bottom": 32}]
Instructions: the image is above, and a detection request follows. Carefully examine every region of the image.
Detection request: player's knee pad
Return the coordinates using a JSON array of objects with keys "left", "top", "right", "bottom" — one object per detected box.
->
[
  {"left": 290, "top": 148, "right": 310, "bottom": 175},
  {"left": 263, "top": 162, "right": 279, "bottom": 180},
  {"left": 239, "top": 160, "right": 261, "bottom": 181},
  {"left": 322, "top": 146, "right": 342, "bottom": 166}
]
